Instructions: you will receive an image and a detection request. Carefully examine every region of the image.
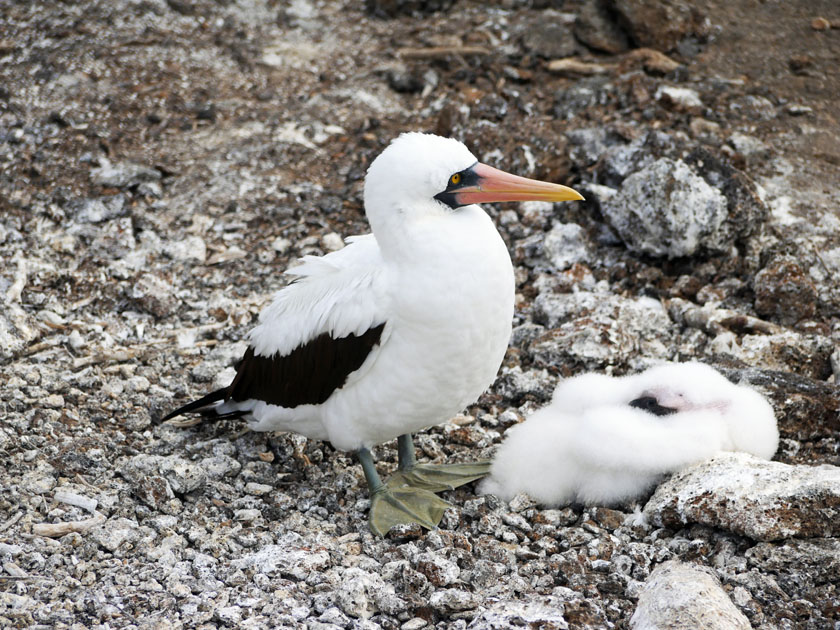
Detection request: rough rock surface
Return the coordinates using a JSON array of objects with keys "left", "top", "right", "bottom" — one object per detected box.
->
[
  {"left": 599, "top": 158, "right": 731, "bottom": 258},
  {"left": 575, "top": 0, "right": 631, "bottom": 54},
  {"left": 531, "top": 289, "right": 675, "bottom": 371},
  {"left": 2, "top": 0, "right": 840, "bottom": 628},
  {"left": 470, "top": 595, "right": 571, "bottom": 628},
  {"left": 644, "top": 453, "right": 840, "bottom": 541},
  {"left": 630, "top": 560, "right": 751, "bottom": 630},
  {"left": 729, "top": 367, "right": 840, "bottom": 465},
  {"left": 609, "top": 0, "right": 709, "bottom": 52},
  {"left": 753, "top": 256, "right": 818, "bottom": 325}
]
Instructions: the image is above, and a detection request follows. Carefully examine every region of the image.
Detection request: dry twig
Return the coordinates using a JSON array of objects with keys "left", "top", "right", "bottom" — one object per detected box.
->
[{"left": 32, "top": 511, "right": 106, "bottom": 538}]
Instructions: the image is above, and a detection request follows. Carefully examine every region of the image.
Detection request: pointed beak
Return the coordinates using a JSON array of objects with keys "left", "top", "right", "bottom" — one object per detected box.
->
[{"left": 454, "top": 163, "right": 584, "bottom": 205}]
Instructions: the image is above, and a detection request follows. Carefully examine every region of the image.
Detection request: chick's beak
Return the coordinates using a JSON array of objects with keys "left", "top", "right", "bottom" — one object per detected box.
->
[{"left": 454, "top": 162, "right": 584, "bottom": 205}]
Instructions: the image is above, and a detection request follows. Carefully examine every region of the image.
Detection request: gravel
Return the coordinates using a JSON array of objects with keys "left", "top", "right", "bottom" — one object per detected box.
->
[{"left": 2, "top": 0, "right": 840, "bottom": 628}]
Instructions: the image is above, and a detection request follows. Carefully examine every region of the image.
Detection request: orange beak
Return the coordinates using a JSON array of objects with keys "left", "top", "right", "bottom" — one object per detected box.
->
[{"left": 453, "top": 163, "right": 584, "bottom": 205}]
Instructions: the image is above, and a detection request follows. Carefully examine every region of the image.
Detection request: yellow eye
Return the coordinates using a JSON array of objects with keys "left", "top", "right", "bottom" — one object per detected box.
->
[{"left": 450, "top": 173, "right": 461, "bottom": 186}]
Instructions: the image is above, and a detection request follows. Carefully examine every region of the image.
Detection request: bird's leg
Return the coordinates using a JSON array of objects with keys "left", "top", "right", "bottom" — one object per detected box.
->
[
  {"left": 397, "top": 433, "right": 417, "bottom": 471},
  {"left": 387, "top": 433, "right": 492, "bottom": 493},
  {"left": 357, "top": 447, "right": 450, "bottom": 537}
]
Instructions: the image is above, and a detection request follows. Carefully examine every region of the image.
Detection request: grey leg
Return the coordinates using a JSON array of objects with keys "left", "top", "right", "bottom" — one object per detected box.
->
[
  {"left": 397, "top": 433, "right": 416, "bottom": 471},
  {"left": 357, "top": 447, "right": 385, "bottom": 494}
]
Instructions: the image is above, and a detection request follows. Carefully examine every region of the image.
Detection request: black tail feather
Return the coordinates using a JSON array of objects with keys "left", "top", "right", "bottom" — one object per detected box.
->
[{"left": 158, "top": 388, "right": 229, "bottom": 423}]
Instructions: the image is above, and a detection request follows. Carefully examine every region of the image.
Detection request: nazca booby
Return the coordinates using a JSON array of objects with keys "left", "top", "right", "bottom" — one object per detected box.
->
[
  {"left": 479, "top": 362, "right": 778, "bottom": 507},
  {"left": 162, "top": 132, "right": 584, "bottom": 534}
]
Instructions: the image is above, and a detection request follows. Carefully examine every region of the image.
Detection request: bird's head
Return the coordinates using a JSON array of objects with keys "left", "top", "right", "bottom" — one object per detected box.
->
[
  {"left": 363, "top": 132, "right": 583, "bottom": 238},
  {"left": 634, "top": 363, "right": 733, "bottom": 414}
]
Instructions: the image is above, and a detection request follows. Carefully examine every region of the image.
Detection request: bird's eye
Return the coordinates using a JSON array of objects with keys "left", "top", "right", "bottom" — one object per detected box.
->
[{"left": 449, "top": 173, "right": 461, "bottom": 186}]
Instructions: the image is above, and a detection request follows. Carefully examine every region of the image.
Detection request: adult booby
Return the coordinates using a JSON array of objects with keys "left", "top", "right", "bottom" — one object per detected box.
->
[
  {"left": 479, "top": 362, "right": 778, "bottom": 507},
  {"left": 162, "top": 132, "right": 584, "bottom": 534}
]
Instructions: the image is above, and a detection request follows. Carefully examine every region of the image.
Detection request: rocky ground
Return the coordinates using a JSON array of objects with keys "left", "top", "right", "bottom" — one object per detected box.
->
[{"left": 2, "top": 0, "right": 840, "bottom": 628}]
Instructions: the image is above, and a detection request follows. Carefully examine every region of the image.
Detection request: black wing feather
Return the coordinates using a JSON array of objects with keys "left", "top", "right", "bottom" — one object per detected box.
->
[
  {"left": 160, "top": 323, "right": 386, "bottom": 423},
  {"left": 229, "top": 323, "right": 386, "bottom": 407}
]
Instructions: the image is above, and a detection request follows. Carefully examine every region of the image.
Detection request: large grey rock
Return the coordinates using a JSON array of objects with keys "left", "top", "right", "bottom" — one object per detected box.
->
[
  {"left": 753, "top": 255, "right": 818, "bottom": 325},
  {"left": 600, "top": 158, "right": 730, "bottom": 258},
  {"left": 531, "top": 290, "right": 675, "bottom": 370},
  {"left": 609, "top": 0, "right": 708, "bottom": 52},
  {"left": 630, "top": 560, "right": 750, "bottom": 629},
  {"left": 521, "top": 19, "right": 577, "bottom": 59},
  {"left": 644, "top": 453, "right": 840, "bottom": 541},
  {"left": 592, "top": 138, "right": 767, "bottom": 252},
  {"left": 575, "top": 0, "right": 630, "bottom": 54}
]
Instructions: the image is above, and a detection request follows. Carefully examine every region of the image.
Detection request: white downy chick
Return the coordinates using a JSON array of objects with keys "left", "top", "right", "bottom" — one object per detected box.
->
[{"left": 480, "top": 362, "right": 778, "bottom": 506}]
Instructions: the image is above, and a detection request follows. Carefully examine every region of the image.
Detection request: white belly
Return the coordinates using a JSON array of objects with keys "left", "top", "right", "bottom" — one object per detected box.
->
[{"left": 326, "top": 220, "right": 513, "bottom": 450}]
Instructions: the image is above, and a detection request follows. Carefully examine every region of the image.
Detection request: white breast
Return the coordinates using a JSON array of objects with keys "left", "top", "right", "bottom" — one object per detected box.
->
[{"left": 323, "top": 206, "right": 514, "bottom": 450}]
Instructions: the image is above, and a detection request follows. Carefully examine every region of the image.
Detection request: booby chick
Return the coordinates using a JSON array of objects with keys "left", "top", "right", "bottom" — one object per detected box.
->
[
  {"left": 162, "top": 132, "right": 584, "bottom": 535},
  {"left": 479, "top": 362, "right": 778, "bottom": 507}
]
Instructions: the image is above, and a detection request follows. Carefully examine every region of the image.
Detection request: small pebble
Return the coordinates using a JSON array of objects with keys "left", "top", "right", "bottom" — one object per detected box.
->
[
  {"left": 234, "top": 508, "right": 262, "bottom": 522},
  {"left": 321, "top": 232, "right": 345, "bottom": 252},
  {"left": 811, "top": 17, "right": 831, "bottom": 30},
  {"left": 244, "top": 482, "right": 273, "bottom": 495}
]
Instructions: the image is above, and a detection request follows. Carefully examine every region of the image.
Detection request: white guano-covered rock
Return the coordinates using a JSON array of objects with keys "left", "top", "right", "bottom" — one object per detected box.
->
[
  {"left": 531, "top": 290, "right": 675, "bottom": 370},
  {"left": 91, "top": 159, "right": 161, "bottom": 188},
  {"left": 630, "top": 560, "right": 750, "bottom": 630},
  {"left": 429, "top": 588, "right": 478, "bottom": 614},
  {"left": 543, "top": 222, "right": 594, "bottom": 271},
  {"left": 600, "top": 158, "right": 729, "bottom": 258},
  {"left": 122, "top": 454, "right": 207, "bottom": 494},
  {"left": 231, "top": 533, "right": 331, "bottom": 581},
  {"left": 335, "top": 567, "right": 403, "bottom": 619},
  {"left": 91, "top": 517, "right": 142, "bottom": 553},
  {"left": 644, "top": 452, "right": 840, "bottom": 541},
  {"left": 655, "top": 86, "right": 704, "bottom": 111},
  {"left": 469, "top": 596, "right": 569, "bottom": 629}
]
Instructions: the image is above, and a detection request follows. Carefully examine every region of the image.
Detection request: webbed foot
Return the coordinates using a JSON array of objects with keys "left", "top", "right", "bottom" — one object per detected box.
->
[
  {"left": 389, "top": 433, "right": 491, "bottom": 492},
  {"left": 369, "top": 485, "right": 451, "bottom": 537},
  {"left": 386, "top": 461, "right": 492, "bottom": 493},
  {"left": 357, "top": 435, "right": 490, "bottom": 536}
]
